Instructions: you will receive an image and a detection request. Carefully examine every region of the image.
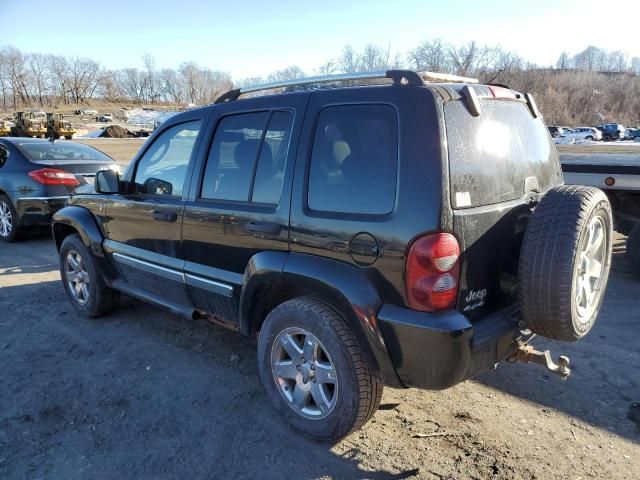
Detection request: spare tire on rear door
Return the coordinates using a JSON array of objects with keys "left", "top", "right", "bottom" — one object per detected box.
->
[{"left": 519, "top": 185, "right": 613, "bottom": 341}]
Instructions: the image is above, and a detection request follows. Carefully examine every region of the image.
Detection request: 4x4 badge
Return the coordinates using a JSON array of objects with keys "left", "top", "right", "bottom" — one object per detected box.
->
[{"left": 464, "top": 289, "right": 487, "bottom": 311}]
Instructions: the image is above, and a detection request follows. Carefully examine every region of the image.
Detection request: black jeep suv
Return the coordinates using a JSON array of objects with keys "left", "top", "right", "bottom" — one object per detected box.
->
[{"left": 52, "top": 70, "right": 613, "bottom": 441}]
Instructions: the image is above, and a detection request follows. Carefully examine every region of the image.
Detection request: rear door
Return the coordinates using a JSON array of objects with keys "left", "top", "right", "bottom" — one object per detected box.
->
[
  {"left": 181, "top": 94, "right": 308, "bottom": 324},
  {"left": 104, "top": 118, "right": 204, "bottom": 308},
  {"left": 445, "top": 95, "right": 563, "bottom": 318}
]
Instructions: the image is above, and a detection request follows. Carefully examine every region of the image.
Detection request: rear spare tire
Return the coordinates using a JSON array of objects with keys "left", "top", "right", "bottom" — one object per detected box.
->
[
  {"left": 519, "top": 185, "right": 612, "bottom": 341},
  {"left": 627, "top": 222, "right": 640, "bottom": 277}
]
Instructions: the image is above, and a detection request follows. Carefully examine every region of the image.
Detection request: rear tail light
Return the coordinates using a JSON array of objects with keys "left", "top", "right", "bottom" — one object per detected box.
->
[
  {"left": 405, "top": 233, "right": 460, "bottom": 312},
  {"left": 28, "top": 168, "right": 79, "bottom": 186}
]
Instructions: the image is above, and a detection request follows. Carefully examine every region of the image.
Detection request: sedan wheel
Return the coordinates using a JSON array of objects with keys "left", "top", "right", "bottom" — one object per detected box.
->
[{"left": 0, "top": 200, "right": 12, "bottom": 238}]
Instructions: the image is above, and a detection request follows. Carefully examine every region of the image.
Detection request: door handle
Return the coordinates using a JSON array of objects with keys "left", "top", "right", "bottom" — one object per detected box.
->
[
  {"left": 246, "top": 220, "right": 281, "bottom": 235},
  {"left": 152, "top": 211, "right": 178, "bottom": 222}
]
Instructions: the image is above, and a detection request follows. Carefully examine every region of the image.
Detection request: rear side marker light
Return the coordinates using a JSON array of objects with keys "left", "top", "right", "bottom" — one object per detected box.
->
[
  {"left": 605, "top": 177, "right": 615, "bottom": 186},
  {"left": 405, "top": 233, "right": 461, "bottom": 312},
  {"left": 28, "top": 168, "right": 79, "bottom": 186},
  {"left": 488, "top": 85, "right": 518, "bottom": 100}
]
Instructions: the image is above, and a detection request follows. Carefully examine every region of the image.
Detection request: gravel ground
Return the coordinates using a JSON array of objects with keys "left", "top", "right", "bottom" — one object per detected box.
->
[{"left": 0, "top": 233, "right": 638, "bottom": 480}]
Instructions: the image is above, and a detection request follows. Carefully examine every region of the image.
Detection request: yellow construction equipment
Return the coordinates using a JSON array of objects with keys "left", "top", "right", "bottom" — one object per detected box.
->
[
  {"left": 0, "top": 121, "right": 12, "bottom": 137},
  {"left": 11, "top": 112, "right": 47, "bottom": 138},
  {"left": 46, "top": 113, "right": 75, "bottom": 140}
]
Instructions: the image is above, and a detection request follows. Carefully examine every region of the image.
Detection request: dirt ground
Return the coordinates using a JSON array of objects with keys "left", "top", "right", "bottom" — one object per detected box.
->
[
  {"left": 0, "top": 231, "right": 638, "bottom": 480},
  {"left": 71, "top": 138, "right": 147, "bottom": 164}
]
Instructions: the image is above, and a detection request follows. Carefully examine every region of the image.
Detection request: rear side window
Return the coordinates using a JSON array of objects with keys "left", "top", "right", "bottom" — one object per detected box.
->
[
  {"left": 308, "top": 104, "right": 398, "bottom": 215},
  {"left": 446, "top": 100, "right": 562, "bottom": 208},
  {"left": 201, "top": 111, "right": 294, "bottom": 204}
]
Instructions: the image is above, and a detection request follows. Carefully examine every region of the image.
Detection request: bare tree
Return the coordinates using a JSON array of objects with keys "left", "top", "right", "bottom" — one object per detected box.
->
[
  {"left": 408, "top": 39, "right": 451, "bottom": 72},
  {"left": 336, "top": 45, "right": 361, "bottom": 73},
  {"left": 267, "top": 65, "right": 305, "bottom": 82},
  {"left": 556, "top": 51, "right": 571, "bottom": 70}
]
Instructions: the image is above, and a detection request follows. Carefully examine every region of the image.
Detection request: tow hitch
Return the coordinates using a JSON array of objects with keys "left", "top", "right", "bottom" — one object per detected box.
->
[{"left": 508, "top": 340, "right": 571, "bottom": 379}]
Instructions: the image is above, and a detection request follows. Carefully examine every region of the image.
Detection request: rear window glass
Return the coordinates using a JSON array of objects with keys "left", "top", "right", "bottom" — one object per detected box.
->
[
  {"left": 16, "top": 141, "right": 112, "bottom": 162},
  {"left": 446, "top": 100, "right": 562, "bottom": 208},
  {"left": 308, "top": 104, "right": 398, "bottom": 215}
]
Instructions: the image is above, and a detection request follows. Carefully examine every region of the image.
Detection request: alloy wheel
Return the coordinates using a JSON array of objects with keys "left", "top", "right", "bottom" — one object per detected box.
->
[
  {"left": 65, "top": 250, "right": 91, "bottom": 305},
  {"left": 574, "top": 215, "right": 607, "bottom": 322},
  {"left": 271, "top": 327, "right": 338, "bottom": 419},
  {"left": 0, "top": 201, "right": 12, "bottom": 237}
]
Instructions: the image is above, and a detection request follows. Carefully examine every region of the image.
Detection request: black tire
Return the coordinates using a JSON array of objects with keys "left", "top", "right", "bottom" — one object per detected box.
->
[
  {"left": 519, "top": 186, "right": 613, "bottom": 341},
  {"left": 627, "top": 223, "right": 640, "bottom": 277},
  {"left": 59, "top": 234, "right": 119, "bottom": 317},
  {"left": 0, "top": 194, "right": 25, "bottom": 242},
  {"left": 257, "top": 298, "right": 383, "bottom": 442},
  {"left": 585, "top": 135, "right": 594, "bottom": 141}
]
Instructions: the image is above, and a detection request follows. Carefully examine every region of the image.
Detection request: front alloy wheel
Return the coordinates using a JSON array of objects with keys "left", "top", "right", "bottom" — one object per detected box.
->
[
  {"left": 59, "top": 234, "right": 119, "bottom": 317},
  {"left": 65, "top": 249, "right": 91, "bottom": 305}
]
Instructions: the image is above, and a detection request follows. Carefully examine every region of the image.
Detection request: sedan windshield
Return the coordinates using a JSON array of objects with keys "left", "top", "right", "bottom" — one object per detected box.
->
[{"left": 16, "top": 141, "right": 112, "bottom": 162}]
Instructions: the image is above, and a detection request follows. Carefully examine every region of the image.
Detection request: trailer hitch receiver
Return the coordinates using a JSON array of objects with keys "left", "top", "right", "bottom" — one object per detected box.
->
[{"left": 508, "top": 341, "right": 571, "bottom": 379}]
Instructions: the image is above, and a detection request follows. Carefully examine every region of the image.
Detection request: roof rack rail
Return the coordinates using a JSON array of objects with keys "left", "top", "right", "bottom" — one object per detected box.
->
[{"left": 214, "top": 70, "right": 478, "bottom": 104}]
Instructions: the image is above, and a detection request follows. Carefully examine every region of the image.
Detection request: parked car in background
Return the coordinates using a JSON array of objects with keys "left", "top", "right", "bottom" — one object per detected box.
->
[
  {"left": 0, "top": 138, "right": 116, "bottom": 241},
  {"left": 564, "top": 127, "right": 602, "bottom": 141},
  {"left": 595, "top": 123, "right": 625, "bottom": 141},
  {"left": 52, "top": 70, "right": 613, "bottom": 441},
  {"left": 547, "top": 126, "right": 565, "bottom": 138},
  {"left": 96, "top": 114, "right": 113, "bottom": 122},
  {"left": 624, "top": 127, "right": 640, "bottom": 140}
]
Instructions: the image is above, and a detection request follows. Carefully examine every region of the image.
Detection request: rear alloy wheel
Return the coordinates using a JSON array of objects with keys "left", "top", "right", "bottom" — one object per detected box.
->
[
  {"left": 519, "top": 186, "right": 613, "bottom": 341},
  {"left": 271, "top": 327, "right": 338, "bottom": 419},
  {"left": 258, "top": 298, "right": 383, "bottom": 442},
  {"left": 586, "top": 135, "right": 594, "bottom": 141},
  {"left": 0, "top": 195, "right": 24, "bottom": 242}
]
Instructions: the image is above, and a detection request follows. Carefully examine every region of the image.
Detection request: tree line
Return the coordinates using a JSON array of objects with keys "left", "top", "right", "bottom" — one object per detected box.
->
[{"left": 1, "top": 42, "right": 639, "bottom": 125}]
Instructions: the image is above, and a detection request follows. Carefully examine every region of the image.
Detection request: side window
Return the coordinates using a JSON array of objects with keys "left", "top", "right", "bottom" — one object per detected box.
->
[
  {"left": 252, "top": 111, "right": 293, "bottom": 204},
  {"left": 307, "top": 104, "right": 398, "bottom": 215},
  {"left": 0, "top": 145, "right": 8, "bottom": 168},
  {"left": 133, "top": 120, "right": 201, "bottom": 197},
  {"left": 201, "top": 112, "right": 269, "bottom": 202},
  {"left": 201, "top": 111, "right": 294, "bottom": 204}
]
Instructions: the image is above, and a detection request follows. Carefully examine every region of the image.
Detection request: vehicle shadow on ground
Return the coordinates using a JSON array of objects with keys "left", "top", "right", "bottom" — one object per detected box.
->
[
  {"left": 475, "top": 243, "right": 640, "bottom": 444},
  {"left": 0, "top": 277, "right": 418, "bottom": 480}
]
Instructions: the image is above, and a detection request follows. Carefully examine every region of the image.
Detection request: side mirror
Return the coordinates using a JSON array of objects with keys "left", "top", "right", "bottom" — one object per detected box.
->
[
  {"left": 95, "top": 169, "right": 120, "bottom": 194},
  {"left": 143, "top": 177, "right": 173, "bottom": 196}
]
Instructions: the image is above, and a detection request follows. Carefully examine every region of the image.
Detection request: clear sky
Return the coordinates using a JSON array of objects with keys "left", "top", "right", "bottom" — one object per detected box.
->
[{"left": 2, "top": 0, "right": 637, "bottom": 79}]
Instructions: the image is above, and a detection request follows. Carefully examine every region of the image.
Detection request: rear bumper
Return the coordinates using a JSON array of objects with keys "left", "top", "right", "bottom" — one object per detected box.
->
[
  {"left": 16, "top": 196, "right": 69, "bottom": 226},
  {"left": 378, "top": 304, "right": 521, "bottom": 390}
]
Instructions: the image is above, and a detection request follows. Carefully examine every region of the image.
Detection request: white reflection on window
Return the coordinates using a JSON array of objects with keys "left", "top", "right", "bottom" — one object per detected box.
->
[{"left": 476, "top": 120, "right": 511, "bottom": 158}]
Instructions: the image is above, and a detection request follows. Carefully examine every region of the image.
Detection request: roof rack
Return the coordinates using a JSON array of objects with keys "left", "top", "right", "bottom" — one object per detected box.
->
[{"left": 214, "top": 70, "right": 478, "bottom": 104}]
